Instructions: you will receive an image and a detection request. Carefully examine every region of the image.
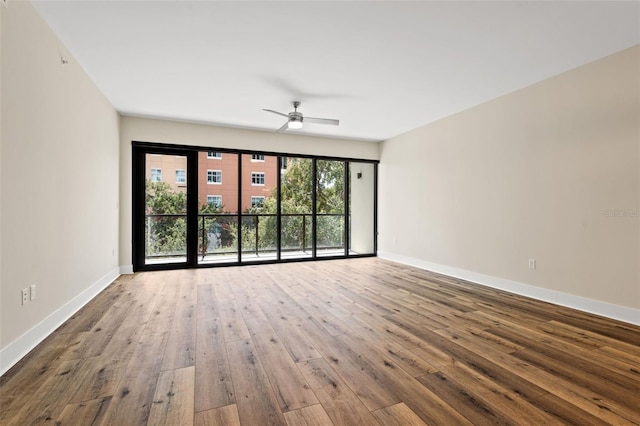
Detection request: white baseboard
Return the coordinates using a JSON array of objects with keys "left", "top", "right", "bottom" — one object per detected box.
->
[
  {"left": 0, "top": 267, "right": 121, "bottom": 376},
  {"left": 378, "top": 251, "right": 640, "bottom": 326},
  {"left": 119, "top": 264, "right": 134, "bottom": 274}
]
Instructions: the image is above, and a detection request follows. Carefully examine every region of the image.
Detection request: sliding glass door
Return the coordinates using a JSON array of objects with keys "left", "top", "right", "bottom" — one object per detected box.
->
[
  {"left": 316, "top": 160, "right": 346, "bottom": 257},
  {"left": 143, "top": 153, "right": 189, "bottom": 265},
  {"left": 197, "top": 150, "right": 239, "bottom": 264},
  {"left": 240, "top": 153, "right": 278, "bottom": 262},
  {"left": 132, "top": 142, "right": 377, "bottom": 271},
  {"left": 280, "top": 157, "right": 313, "bottom": 260}
]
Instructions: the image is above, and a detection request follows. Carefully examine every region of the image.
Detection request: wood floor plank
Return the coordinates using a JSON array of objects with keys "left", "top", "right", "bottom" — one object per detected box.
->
[
  {"left": 7, "top": 359, "right": 84, "bottom": 425},
  {"left": 488, "top": 324, "right": 640, "bottom": 401},
  {"left": 147, "top": 366, "right": 195, "bottom": 426},
  {"left": 194, "top": 316, "right": 235, "bottom": 412},
  {"left": 251, "top": 332, "right": 319, "bottom": 412},
  {"left": 102, "top": 331, "right": 169, "bottom": 425},
  {"left": 101, "top": 314, "right": 147, "bottom": 362},
  {"left": 2, "top": 258, "right": 639, "bottom": 426},
  {"left": 530, "top": 393, "right": 614, "bottom": 425},
  {"left": 283, "top": 404, "right": 334, "bottom": 426},
  {"left": 195, "top": 404, "right": 241, "bottom": 426},
  {"left": 56, "top": 277, "right": 131, "bottom": 334},
  {"left": 297, "top": 358, "right": 382, "bottom": 426},
  {"left": 219, "top": 298, "right": 252, "bottom": 342},
  {"left": 260, "top": 303, "right": 323, "bottom": 362},
  {"left": 333, "top": 332, "right": 474, "bottom": 426},
  {"left": 143, "top": 277, "right": 180, "bottom": 335},
  {"left": 55, "top": 396, "right": 112, "bottom": 425},
  {"left": 371, "top": 402, "right": 428, "bottom": 426},
  {"left": 162, "top": 280, "right": 197, "bottom": 370},
  {"left": 437, "top": 360, "right": 559, "bottom": 424},
  {"left": 0, "top": 333, "right": 81, "bottom": 423},
  {"left": 297, "top": 316, "right": 401, "bottom": 411},
  {"left": 161, "top": 306, "right": 196, "bottom": 371},
  {"left": 74, "top": 300, "right": 136, "bottom": 359},
  {"left": 67, "top": 356, "right": 125, "bottom": 403},
  {"left": 197, "top": 283, "right": 220, "bottom": 319},
  {"left": 226, "top": 339, "right": 287, "bottom": 425}
]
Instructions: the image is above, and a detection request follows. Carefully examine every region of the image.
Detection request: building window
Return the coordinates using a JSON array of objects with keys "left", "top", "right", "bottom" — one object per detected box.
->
[
  {"left": 251, "top": 172, "right": 265, "bottom": 185},
  {"left": 251, "top": 196, "right": 265, "bottom": 208},
  {"left": 207, "top": 195, "right": 222, "bottom": 208},
  {"left": 251, "top": 154, "right": 265, "bottom": 161},
  {"left": 150, "top": 168, "right": 162, "bottom": 182},
  {"left": 175, "top": 169, "right": 186, "bottom": 184},
  {"left": 207, "top": 170, "right": 222, "bottom": 184},
  {"left": 207, "top": 151, "right": 222, "bottom": 159}
]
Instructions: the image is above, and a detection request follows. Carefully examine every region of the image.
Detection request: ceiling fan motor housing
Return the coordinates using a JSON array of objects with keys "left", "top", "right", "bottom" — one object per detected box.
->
[{"left": 289, "top": 111, "right": 303, "bottom": 123}]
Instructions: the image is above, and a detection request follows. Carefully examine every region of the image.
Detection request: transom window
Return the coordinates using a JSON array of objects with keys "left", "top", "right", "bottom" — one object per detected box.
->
[
  {"left": 207, "top": 170, "right": 222, "bottom": 184},
  {"left": 251, "top": 172, "right": 265, "bottom": 185},
  {"left": 150, "top": 168, "right": 162, "bottom": 182},
  {"left": 175, "top": 169, "right": 186, "bottom": 184},
  {"left": 207, "top": 151, "right": 222, "bottom": 159},
  {"left": 207, "top": 195, "right": 222, "bottom": 208},
  {"left": 251, "top": 154, "right": 265, "bottom": 161}
]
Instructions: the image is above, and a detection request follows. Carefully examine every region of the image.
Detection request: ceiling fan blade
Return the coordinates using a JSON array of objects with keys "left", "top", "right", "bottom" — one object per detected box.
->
[
  {"left": 276, "top": 121, "right": 289, "bottom": 133},
  {"left": 263, "top": 109, "right": 289, "bottom": 118},
  {"left": 304, "top": 117, "right": 339, "bottom": 126}
]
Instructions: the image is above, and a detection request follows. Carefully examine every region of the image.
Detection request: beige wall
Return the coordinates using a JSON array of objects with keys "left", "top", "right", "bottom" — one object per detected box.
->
[
  {"left": 379, "top": 46, "right": 640, "bottom": 316},
  {"left": 350, "top": 162, "right": 375, "bottom": 254},
  {"left": 0, "top": 2, "right": 120, "bottom": 360},
  {"left": 119, "top": 116, "right": 380, "bottom": 269}
]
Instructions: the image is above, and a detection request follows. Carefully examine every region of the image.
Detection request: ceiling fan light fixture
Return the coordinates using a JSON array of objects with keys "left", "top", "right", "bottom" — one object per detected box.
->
[
  {"left": 263, "top": 101, "right": 338, "bottom": 133},
  {"left": 288, "top": 120, "right": 303, "bottom": 129}
]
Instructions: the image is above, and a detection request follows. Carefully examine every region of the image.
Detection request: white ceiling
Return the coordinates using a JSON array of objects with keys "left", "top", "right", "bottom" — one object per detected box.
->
[{"left": 31, "top": 1, "right": 639, "bottom": 142}]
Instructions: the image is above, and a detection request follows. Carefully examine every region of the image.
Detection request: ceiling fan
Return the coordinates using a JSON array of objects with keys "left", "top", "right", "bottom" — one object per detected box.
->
[{"left": 263, "top": 101, "right": 339, "bottom": 132}]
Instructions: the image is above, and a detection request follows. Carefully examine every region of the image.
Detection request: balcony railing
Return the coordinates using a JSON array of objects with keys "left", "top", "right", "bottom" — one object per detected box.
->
[{"left": 145, "top": 212, "right": 346, "bottom": 261}]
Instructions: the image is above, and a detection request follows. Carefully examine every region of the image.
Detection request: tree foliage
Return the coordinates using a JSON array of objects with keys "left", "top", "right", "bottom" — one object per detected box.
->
[
  {"left": 145, "top": 180, "right": 187, "bottom": 256},
  {"left": 145, "top": 158, "right": 346, "bottom": 258},
  {"left": 145, "top": 180, "right": 227, "bottom": 257},
  {"left": 234, "top": 158, "right": 345, "bottom": 253}
]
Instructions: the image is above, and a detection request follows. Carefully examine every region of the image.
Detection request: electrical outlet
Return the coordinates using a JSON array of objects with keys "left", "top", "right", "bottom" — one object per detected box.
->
[
  {"left": 21, "top": 288, "right": 29, "bottom": 305},
  {"left": 528, "top": 259, "right": 536, "bottom": 269},
  {"left": 30, "top": 284, "right": 36, "bottom": 301}
]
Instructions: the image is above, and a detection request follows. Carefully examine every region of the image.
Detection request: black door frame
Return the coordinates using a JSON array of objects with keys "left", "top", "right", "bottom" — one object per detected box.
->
[{"left": 132, "top": 141, "right": 378, "bottom": 272}]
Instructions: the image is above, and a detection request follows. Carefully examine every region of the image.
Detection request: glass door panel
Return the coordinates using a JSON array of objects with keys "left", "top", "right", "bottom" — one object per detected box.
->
[
  {"left": 316, "top": 160, "right": 346, "bottom": 257},
  {"left": 240, "top": 153, "right": 278, "bottom": 262},
  {"left": 144, "top": 153, "right": 188, "bottom": 265},
  {"left": 280, "top": 157, "right": 313, "bottom": 259},
  {"left": 197, "top": 151, "right": 239, "bottom": 264},
  {"left": 349, "top": 162, "right": 375, "bottom": 255}
]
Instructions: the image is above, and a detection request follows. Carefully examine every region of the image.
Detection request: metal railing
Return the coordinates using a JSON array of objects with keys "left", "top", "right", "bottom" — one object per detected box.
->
[{"left": 145, "top": 212, "right": 345, "bottom": 259}]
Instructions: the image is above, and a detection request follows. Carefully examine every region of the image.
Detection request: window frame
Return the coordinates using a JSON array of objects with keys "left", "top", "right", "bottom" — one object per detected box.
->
[
  {"left": 251, "top": 172, "right": 265, "bottom": 186},
  {"left": 207, "top": 169, "right": 222, "bottom": 184},
  {"left": 175, "top": 169, "right": 186, "bottom": 184},
  {"left": 206, "top": 195, "right": 222, "bottom": 208},
  {"left": 132, "top": 141, "right": 378, "bottom": 272},
  {"left": 150, "top": 168, "right": 162, "bottom": 182},
  {"left": 250, "top": 196, "right": 265, "bottom": 208}
]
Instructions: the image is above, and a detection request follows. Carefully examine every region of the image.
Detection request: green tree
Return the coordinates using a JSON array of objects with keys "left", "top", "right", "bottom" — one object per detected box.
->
[
  {"left": 145, "top": 180, "right": 187, "bottom": 256},
  {"left": 234, "top": 158, "right": 345, "bottom": 253},
  {"left": 146, "top": 180, "right": 227, "bottom": 258}
]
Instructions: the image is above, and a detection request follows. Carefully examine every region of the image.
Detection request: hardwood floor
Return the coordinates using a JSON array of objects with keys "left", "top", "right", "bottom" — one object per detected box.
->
[{"left": 2, "top": 258, "right": 639, "bottom": 425}]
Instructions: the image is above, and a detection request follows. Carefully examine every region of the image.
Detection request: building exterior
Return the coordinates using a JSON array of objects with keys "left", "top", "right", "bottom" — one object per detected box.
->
[{"left": 145, "top": 151, "right": 277, "bottom": 212}]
